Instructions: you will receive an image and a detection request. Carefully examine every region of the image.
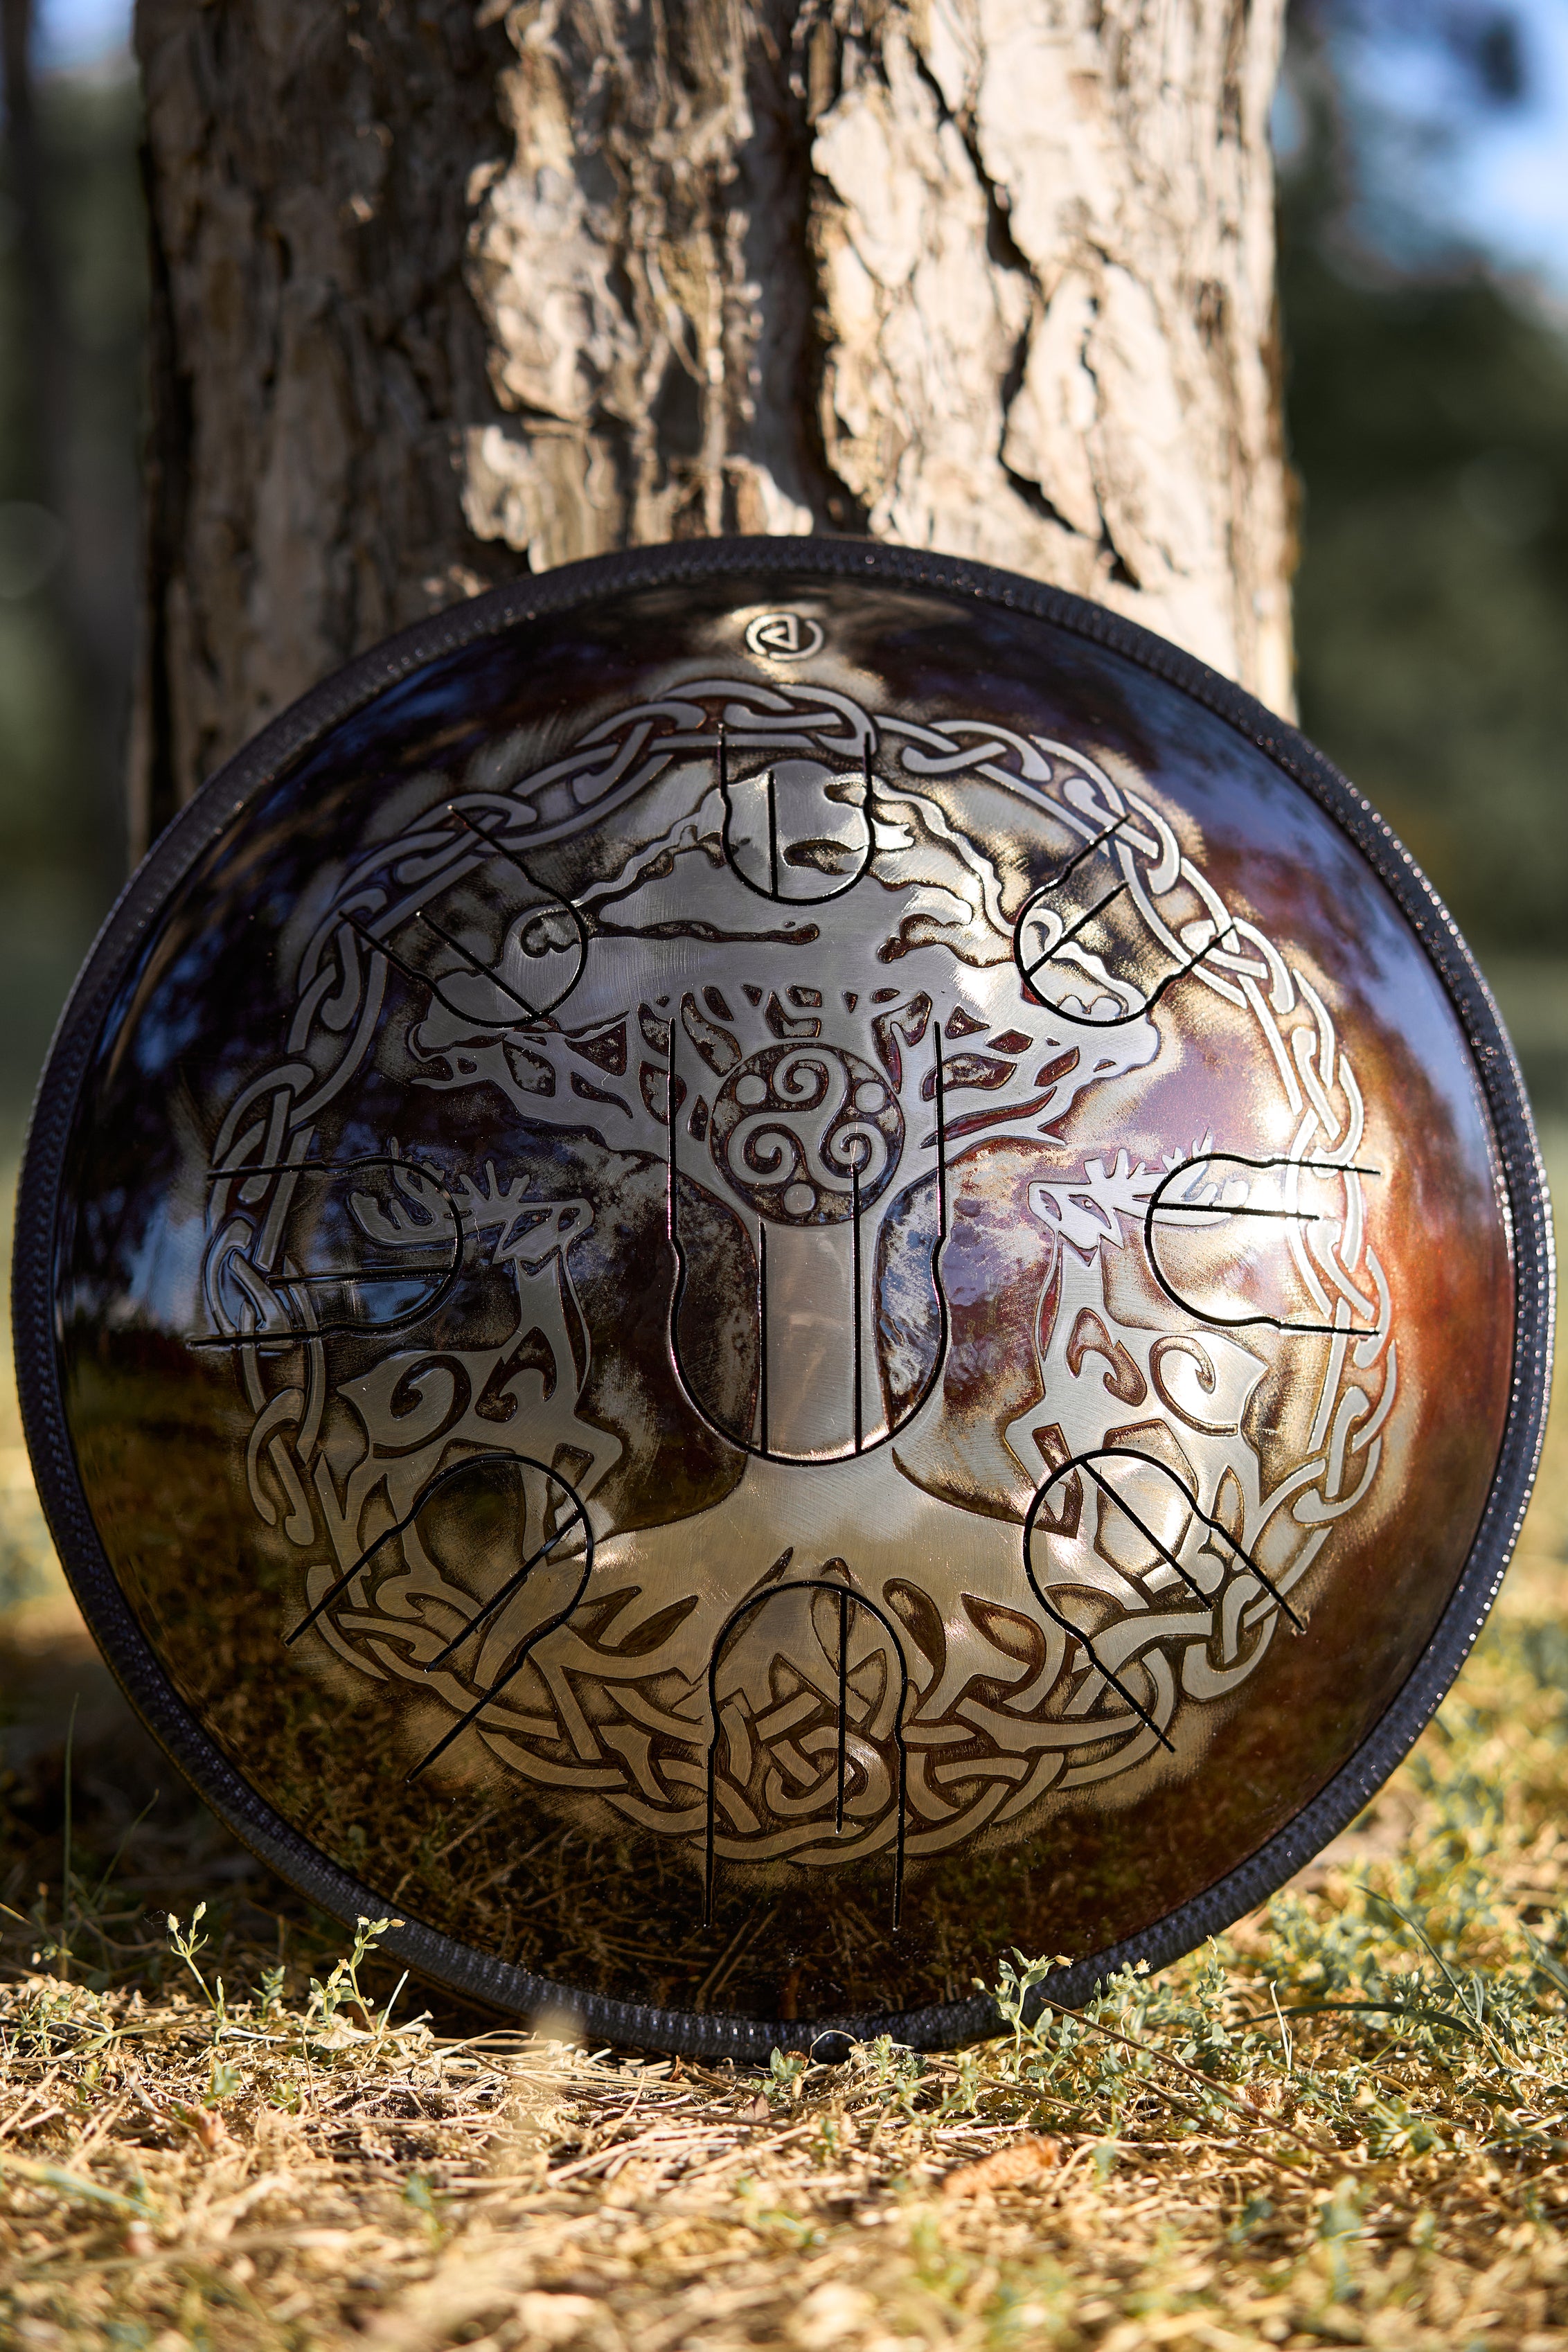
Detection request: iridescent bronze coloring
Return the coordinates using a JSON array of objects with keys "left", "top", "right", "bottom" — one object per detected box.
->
[{"left": 15, "top": 542, "right": 1549, "bottom": 2056}]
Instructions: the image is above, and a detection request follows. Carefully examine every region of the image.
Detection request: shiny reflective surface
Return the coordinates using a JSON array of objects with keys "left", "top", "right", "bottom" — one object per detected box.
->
[{"left": 35, "top": 556, "right": 1525, "bottom": 2040}]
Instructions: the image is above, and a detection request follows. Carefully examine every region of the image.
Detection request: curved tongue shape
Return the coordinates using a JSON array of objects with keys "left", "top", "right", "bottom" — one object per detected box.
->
[
  {"left": 761, "top": 1219, "right": 863, "bottom": 1460},
  {"left": 723, "top": 759, "right": 870, "bottom": 900}
]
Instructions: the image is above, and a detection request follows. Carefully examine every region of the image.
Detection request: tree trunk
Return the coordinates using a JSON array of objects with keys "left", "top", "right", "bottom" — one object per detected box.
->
[{"left": 132, "top": 0, "right": 1292, "bottom": 857}]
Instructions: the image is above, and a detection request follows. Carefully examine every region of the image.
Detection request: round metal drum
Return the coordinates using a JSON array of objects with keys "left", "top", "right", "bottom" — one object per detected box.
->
[{"left": 13, "top": 539, "right": 1551, "bottom": 2056}]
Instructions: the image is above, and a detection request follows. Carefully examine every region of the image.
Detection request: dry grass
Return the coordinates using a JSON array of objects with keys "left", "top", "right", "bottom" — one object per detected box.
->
[{"left": 6, "top": 1136, "right": 1568, "bottom": 2348}]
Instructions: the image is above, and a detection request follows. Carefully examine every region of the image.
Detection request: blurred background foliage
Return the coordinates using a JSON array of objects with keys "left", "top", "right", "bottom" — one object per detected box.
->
[
  {"left": 0, "top": 1, "right": 137, "bottom": 1118},
  {"left": 1281, "top": 0, "right": 1568, "bottom": 1107},
  {"left": 0, "top": 0, "right": 1566, "bottom": 1117}
]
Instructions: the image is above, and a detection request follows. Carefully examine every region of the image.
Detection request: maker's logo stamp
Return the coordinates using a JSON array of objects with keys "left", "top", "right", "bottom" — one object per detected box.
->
[{"left": 745, "top": 610, "right": 825, "bottom": 661}]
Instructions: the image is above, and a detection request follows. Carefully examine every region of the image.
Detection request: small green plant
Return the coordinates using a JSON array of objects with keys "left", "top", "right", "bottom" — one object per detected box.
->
[
  {"left": 767, "top": 2046, "right": 809, "bottom": 2105},
  {"left": 1316, "top": 2177, "right": 1364, "bottom": 2304},
  {"left": 208, "top": 2056, "right": 242, "bottom": 2101},
  {"left": 303, "top": 1914, "right": 406, "bottom": 2051},
  {"left": 844, "top": 2033, "right": 927, "bottom": 2117},
  {"left": 166, "top": 1903, "right": 229, "bottom": 2040},
  {"left": 402, "top": 2168, "right": 450, "bottom": 2246}
]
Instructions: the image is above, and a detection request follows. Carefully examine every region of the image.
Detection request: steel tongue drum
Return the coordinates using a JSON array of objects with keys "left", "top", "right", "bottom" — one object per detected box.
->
[{"left": 15, "top": 539, "right": 1551, "bottom": 2058}]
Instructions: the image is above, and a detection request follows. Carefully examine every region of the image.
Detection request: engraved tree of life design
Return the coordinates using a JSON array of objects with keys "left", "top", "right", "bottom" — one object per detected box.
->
[
  {"left": 664, "top": 745, "right": 938, "bottom": 1463},
  {"left": 696, "top": 1039, "right": 906, "bottom": 1458},
  {"left": 198, "top": 668, "right": 1396, "bottom": 1905}
]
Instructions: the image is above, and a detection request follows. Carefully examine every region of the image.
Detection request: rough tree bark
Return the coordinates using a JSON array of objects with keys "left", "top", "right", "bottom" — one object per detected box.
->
[{"left": 132, "top": 0, "right": 1292, "bottom": 856}]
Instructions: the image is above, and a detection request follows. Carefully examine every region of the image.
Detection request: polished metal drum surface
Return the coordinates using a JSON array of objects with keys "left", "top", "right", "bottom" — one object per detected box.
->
[{"left": 14, "top": 540, "right": 1551, "bottom": 2056}]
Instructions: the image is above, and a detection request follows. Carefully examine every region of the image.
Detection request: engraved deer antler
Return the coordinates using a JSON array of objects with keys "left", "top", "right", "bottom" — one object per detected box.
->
[
  {"left": 1025, "top": 1146, "right": 1191, "bottom": 1260},
  {"left": 456, "top": 1164, "right": 594, "bottom": 1269}
]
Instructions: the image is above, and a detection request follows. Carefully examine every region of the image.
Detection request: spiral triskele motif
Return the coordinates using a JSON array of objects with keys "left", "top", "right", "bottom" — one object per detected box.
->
[{"left": 708, "top": 1044, "right": 904, "bottom": 1225}]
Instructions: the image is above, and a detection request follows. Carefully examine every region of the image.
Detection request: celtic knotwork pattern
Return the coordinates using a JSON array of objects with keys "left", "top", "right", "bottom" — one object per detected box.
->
[{"left": 199, "top": 663, "right": 1397, "bottom": 1880}]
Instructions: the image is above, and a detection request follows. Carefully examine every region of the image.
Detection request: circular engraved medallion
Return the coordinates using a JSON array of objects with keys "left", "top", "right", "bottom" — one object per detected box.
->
[
  {"left": 709, "top": 1044, "right": 905, "bottom": 1225},
  {"left": 13, "top": 540, "right": 1551, "bottom": 2057}
]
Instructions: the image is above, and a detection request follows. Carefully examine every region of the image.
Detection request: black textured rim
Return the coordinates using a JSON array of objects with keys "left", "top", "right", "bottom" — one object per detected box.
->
[{"left": 12, "top": 536, "right": 1555, "bottom": 2061}]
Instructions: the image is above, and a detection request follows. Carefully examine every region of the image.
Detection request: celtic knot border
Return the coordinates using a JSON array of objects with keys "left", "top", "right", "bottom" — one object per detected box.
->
[{"left": 199, "top": 675, "right": 1395, "bottom": 1855}]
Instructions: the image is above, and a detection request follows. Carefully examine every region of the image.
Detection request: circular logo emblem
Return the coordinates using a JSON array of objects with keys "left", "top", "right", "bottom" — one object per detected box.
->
[
  {"left": 709, "top": 1043, "right": 904, "bottom": 1224},
  {"left": 744, "top": 610, "right": 825, "bottom": 660}
]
